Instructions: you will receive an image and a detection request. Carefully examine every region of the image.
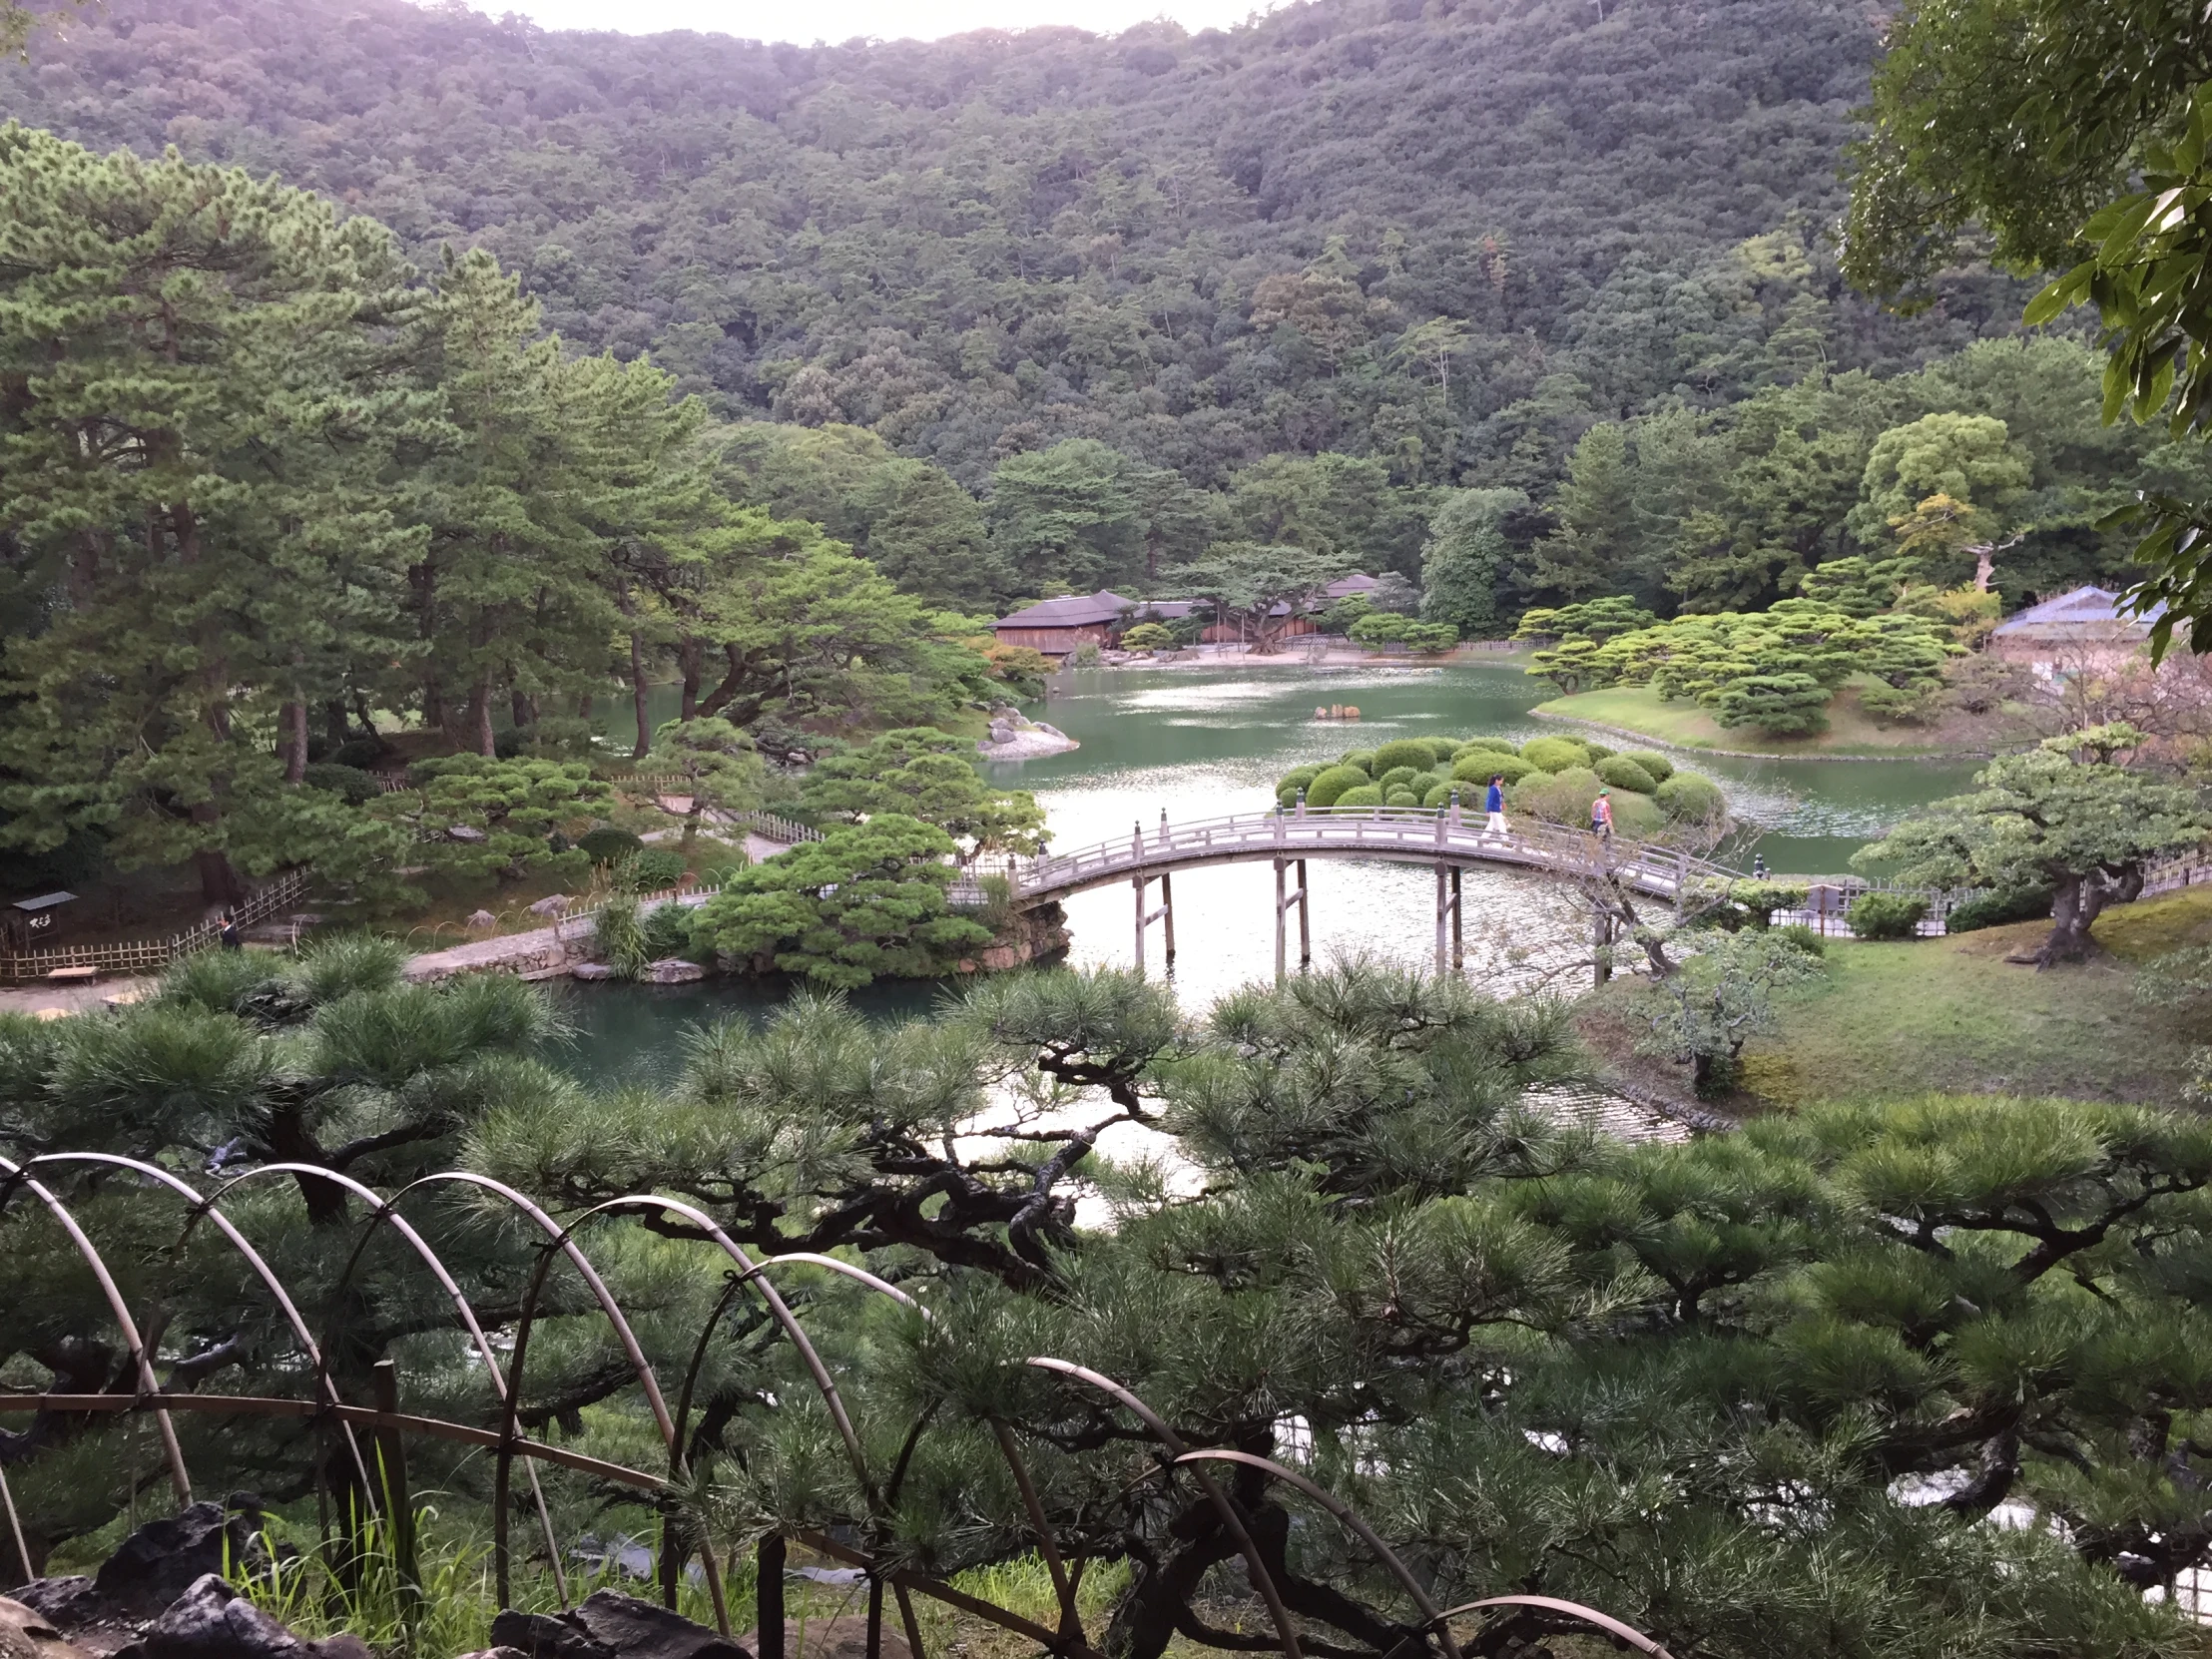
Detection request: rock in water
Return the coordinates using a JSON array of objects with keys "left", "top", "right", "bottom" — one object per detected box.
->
[
  {"left": 570, "top": 962, "right": 615, "bottom": 980},
  {"left": 643, "top": 958, "right": 705, "bottom": 983}
]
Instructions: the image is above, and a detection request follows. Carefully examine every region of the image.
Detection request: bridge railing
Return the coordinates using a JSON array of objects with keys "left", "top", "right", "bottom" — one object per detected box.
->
[{"left": 992, "top": 807, "right": 1737, "bottom": 901}]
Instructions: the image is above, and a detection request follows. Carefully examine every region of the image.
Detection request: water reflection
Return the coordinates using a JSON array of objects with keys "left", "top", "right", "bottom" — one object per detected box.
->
[{"left": 564, "top": 660, "right": 1985, "bottom": 1079}]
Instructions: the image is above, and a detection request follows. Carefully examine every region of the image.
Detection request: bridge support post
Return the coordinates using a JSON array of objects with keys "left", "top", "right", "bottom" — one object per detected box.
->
[
  {"left": 1133, "top": 872, "right": 1175, "bottom": 977},
  {"left": 1134, "top": 875, "right": 1146, "bottom": 975},
  {"left": 1274, "top": 858, "right": 1312, "bottom": 984},
  {"left": 1276, "top": 860, "right": 1288, "bottom": 984},
  {"left": 1297, "top": 858, "right": 1312, "bottom": 968},
  {"left": 1160, "top": 872, "right": 1176, "bottom": 965},
  {"left": 1434, "top": 861, "right": 1463, "bottom": 977},
  {"left": 1451, "top": 865, "right": 1463, "bottom": 976}
]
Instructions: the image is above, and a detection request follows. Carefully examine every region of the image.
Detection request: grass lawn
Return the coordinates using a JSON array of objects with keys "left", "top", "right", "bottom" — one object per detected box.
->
[
  {"left": 1534, "top": 679, "right": 2033, "bottom": 758},
  {"left": 1580, "top": 886, "right": 2212, "bottom": 1113}
]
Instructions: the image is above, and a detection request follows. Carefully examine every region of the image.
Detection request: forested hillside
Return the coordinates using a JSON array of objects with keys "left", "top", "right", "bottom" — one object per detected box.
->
[{"left": 3, "top": 0, "right": 2001, "bottom": 497}]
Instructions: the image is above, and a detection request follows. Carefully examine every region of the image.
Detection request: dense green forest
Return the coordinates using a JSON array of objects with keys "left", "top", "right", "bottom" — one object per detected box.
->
[{"left": 6, "top": 0, "right": 2200, "bottom": 621}]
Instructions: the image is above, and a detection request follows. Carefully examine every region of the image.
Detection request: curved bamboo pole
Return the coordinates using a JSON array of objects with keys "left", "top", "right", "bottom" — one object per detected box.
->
[
  {"left": 0, "top": 1158, "right": 191, "bottom": 1505},
  {"left": 29, "top": 1152, "right": 375, "bottom": 1501},
  {"left": 1026, "top": 1360, "right": 1303, "bottom": 1659},
  {"left": 1424, "top": 1596, "right": 1674, "bottom": 1659},
  {"left": 1174, "top": 1450, "right": 1461, "bottom": 1659},
  {"left": 211, "top": 1163, "right": 568, "bottom": 1600}
]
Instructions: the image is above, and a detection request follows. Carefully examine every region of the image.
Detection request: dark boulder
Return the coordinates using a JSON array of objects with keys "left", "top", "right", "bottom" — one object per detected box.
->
[
  {"left": 92, "top": 1500, "right": 270, "bottom": 1619},
  {"left": 493, "top": 1592, "right": 749, "bottom": 1659}
]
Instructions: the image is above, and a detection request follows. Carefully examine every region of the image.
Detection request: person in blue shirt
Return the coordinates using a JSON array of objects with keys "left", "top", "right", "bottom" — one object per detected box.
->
[{"left": 1483, "top": 774, "right": 1507, "bottom": 836}]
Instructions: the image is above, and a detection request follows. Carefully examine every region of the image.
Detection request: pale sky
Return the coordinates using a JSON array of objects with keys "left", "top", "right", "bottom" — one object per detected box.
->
[{"left": 502, "top": 0, "right": 1273, "bottom": 43}]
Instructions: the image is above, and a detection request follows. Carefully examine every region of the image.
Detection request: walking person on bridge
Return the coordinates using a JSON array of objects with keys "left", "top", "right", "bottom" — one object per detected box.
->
[
  {"left": 1591, "top": 789, "right": 1614, "bottom": 841},
  {"left": 1483, "top": 774, "right": 1508, "bottom": 838}
]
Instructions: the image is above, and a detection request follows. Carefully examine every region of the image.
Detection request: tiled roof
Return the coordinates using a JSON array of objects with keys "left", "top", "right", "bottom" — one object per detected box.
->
[
  {"left": 1992, "top": 586, "right": 2162, "bottom": 636},
  {"left": 994, "top": 590, "right": 1135, "bottom": 628}
]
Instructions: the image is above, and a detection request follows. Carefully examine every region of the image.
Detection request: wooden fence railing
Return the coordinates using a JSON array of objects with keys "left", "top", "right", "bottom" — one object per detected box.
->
[{"left": 1, "top": 869, "right": 314, "bottom": 983}]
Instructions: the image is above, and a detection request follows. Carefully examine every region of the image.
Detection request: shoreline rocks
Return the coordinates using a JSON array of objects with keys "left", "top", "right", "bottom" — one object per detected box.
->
[{"left": 975, "top": 707, "right": 1078, "bottom": 761}]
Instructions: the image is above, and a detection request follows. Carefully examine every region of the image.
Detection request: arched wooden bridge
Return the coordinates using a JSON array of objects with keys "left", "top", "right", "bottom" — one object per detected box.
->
[{"left": 966, "top": 807, "right": 1737, "bottom": 977}]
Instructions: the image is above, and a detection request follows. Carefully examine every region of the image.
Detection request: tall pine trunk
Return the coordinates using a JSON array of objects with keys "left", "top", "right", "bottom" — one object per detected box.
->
[
  {"left": 281, "top": 700, "right": 308, "bottom": 783},
  {"left": 468, "top": 678, "right": 496, "bottom": 757},
  {"left": 630, "top": 632, "right": 652, "bottom": 758},
  {"left": 679, "top": 638, "right": 701, "bottom": 721}
]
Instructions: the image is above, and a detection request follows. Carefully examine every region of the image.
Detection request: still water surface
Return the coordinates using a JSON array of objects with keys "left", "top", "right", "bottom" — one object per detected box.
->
[{"left": 562, "top": 661, "right": 1980, "bottom": 1083}]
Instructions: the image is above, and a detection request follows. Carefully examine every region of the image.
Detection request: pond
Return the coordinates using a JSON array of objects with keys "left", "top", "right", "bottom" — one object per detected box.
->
[{"left": 556, "top": 660, "right": 1983, "bottom": 1082}]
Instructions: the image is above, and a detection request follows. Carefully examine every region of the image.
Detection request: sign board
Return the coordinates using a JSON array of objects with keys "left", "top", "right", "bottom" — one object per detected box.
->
[{"left": 11, "top": 891, "right": 76, "bottom": 933}]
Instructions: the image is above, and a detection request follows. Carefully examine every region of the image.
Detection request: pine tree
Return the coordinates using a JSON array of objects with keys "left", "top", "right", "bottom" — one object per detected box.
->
[{"left": 0, "top": 127, "right": 424, "bottom": 902}]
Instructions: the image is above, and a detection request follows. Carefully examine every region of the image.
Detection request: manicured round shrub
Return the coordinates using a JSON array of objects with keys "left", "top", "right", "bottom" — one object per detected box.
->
[
  {"left": 618, "top": 848, "right": 688, "bottom": 892},
  {"left": 1654, "top": 773, "right": 1726, "bottom": 825},
  {"left": 578, "top": 827, "right": 646, "bottom": 864},
  {"left": 1848, "top": 891, "right": 1929, "bottom": 940},
  {"left": 1581, "top": 742, "right": 1615, "bottom": 761},
  {"left": 1378, "top": 765, "right": 1423, "bottom": 795},
  {"left": 1594, "top": 755, "right": 1659, "bottom": 795},
  {"left": 1408, "top": 771, "right": 1447, "bottom": 800},
  {"left": 1519, "top": 736, "right": 1592, "bottom": 774},
  {"left": 1341, "top": 750, "right": 1378, "bottom": 775},
  {"left": 1306, "top": 765, "right": 1372, "bottom": 810},
  {"left": 1372, "top": 739, "right": 1438, "bottom": 776},
  {"left": 641, "top": 901, "right": 698, "bottom": 960},
  {"left": 1276, "top": 765, "right": 1324, "bottom": 807},
  {"left": 1333, "top": 784, "right": 1384, "bottom": 809},
  {"left": 1385, "top": 788, "right": 1421, "bottom": 807},
  {"left": 1419, "top": 739, "right": 1460, "bottom": 766},
  {"left": 328, "top": 736, "right": 391, "bottom": 771},
  {"left": 300, "top": 762, "right": 379, "bottom": 806},
  {"left": 1944, "top": 885, "right": 2054, "bottom": 933},
  {"left": 1421, "top": 781, "right": 1456, "bottom": 809},
  {"left": 1623, "top": 751, "right": 1675, "bottom": 784},
  {"left": 1454, "top": 736, "right": 1518, "bottom": 757},
  {"left": 1513, "top": 768, "right": 1662, "bottom": 834},
  {"left": 1452, "top": 751, "right": 1536, "bottom": 786}
]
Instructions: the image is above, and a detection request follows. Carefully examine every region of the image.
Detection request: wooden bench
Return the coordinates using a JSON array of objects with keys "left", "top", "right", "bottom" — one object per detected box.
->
[{"left": 44, "top": 965, "right": 101, "bottom": 981}]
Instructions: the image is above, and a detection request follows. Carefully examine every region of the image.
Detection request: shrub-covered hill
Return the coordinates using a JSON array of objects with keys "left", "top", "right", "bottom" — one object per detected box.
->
[{"left": 0, "top": 0, "right": 2014, "bottom": 490}]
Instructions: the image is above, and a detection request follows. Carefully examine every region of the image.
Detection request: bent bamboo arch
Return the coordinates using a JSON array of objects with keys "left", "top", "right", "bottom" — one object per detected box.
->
[{"left": 0, "top": 1161, "right": 1671, "bottom": 1659}]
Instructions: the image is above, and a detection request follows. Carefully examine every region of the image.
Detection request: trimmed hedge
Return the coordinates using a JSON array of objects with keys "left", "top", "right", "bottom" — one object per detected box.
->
[
  {"left": 1848, "top": 891, "right": 1929, "bottom": 939},
  {"left": 1341, "top": 750, "right": 1378, "bottom": 774},
  {"left": 578, "top": 827, "right": 647, "bottom": 864},
  {"left": 1385, "top": 788, "right": 1421, "bottom": 807},
  {"left": 1371, "top": 739, "right": 1438, "bottom": 776},
  {"left": 1945, "top": 885, "right": 2054, "bottom": 933},
  {"left": 1334, "top": 784, "right": 1384, "bottom": 809},
  {"left": 1594, "top": 755, "right": 1659, "bottom": 795},
  {"left": 1378, "top": 765, "right": 1423, "bottom": 795},
  {"left": 1306, "top": 765, "right": 1372, "bottom": 809},
  {"left": 618, "top": 848, "right": 687, "bottom": 892},
  {"left": 1421, "top": 782, "right": 1456, "bottom": 809},
  {"left": 1452, "top": 752, "right": 1537, "bottom": 786},
  {"left": 1654, "top": 773, "right": 1726, "bottom": 824},
  {"left": 1623, "top": 750, "right": 1675, "bottom": 784},
  {"left": 1519, "top": 736, "right": 1592, "bottom": 773},
  {"left": 1454, "top": 736, "right": 1518, "bottom": 756},
  {"left": 300, "top": 763, "right": 379, "bottom": 806}
]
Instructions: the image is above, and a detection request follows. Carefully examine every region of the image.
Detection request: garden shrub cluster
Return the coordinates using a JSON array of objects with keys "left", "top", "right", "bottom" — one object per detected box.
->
[
  {"left": 1847, "top": 890, "right": 1930, "bottom": 939},
  {"left": 1276, "top": 733, "right": 1723, "bottom": 831}
]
